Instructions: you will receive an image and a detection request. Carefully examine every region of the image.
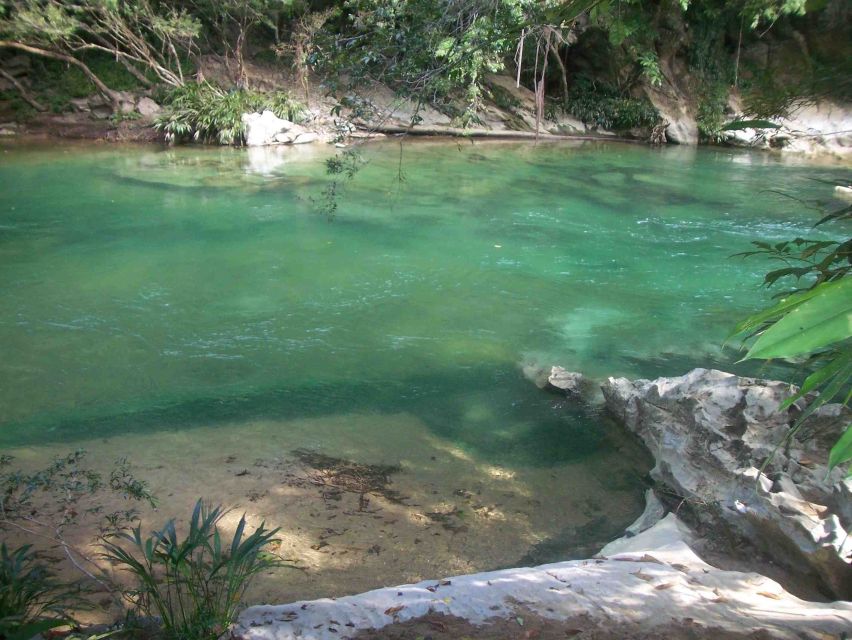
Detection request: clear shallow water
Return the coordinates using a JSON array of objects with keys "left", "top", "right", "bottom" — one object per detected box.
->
[
  {"left": 0, "top": 140, "right": 844, "bottom": 455},
  {"left": 1, "top": 139, "right": 848, "bottom": 601}
]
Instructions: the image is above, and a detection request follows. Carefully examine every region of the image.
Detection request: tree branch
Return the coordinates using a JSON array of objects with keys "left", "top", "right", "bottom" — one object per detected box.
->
[
  {"left": 0, "top": 68, "right": 46, "bottom": 111},
  {"left": 0, "top": 40, "right": 119, "bottom": 105}
]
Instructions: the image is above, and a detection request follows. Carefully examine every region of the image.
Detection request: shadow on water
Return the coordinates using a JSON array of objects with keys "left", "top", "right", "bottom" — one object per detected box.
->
[{"left": 1, "top": 358, "right": 662, "bottom": 470}]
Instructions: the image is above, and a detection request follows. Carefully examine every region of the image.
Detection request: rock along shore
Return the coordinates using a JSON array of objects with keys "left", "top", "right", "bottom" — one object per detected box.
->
[{"left": 231, "top": 368, "right": 852, "bottom": 639}]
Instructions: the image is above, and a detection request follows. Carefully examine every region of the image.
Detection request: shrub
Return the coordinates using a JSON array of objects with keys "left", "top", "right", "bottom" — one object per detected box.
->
[
  {"left": 0, "top": 543, "right": 80, "bottom": 640},
  {"left": 563, "top": 77, "right": 659, "bottom": 131},
  {"left": 154, "top": 83, "right": 306, "bottom": 145},
  {"left": 101, "top": 499, "right": 281, "bottom": 640}
]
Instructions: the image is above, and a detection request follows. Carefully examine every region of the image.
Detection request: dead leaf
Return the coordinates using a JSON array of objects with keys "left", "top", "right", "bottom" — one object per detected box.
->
[
  {"left": 757, "top": 591, "right": 782, "bottom": 600},
  {"left": 427, "top": 619, "right": 448, "bottom": 632},
  {"left": 639, "top": 554, "right": 664, "bottom": 564},
  {"left": 654, "top": 582, "right": 675, "bottom": 590},
  {"left": 630, "top": 570, "right": 654, "bottom": 582},
  {"left": 384, "top": 605, "right": 405, "bottom": 616}
]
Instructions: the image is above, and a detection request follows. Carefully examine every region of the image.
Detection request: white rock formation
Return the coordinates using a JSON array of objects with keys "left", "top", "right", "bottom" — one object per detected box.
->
[
  {"left": 724, "top": 102, "right": 852, "bottom": 157},
  {"left": 242, "top": 110, "right": 296, "bottom": 146},
  {"left": 232, "top": 513, "right": 852, "bottom": 640},
  {"left": 521, "top": 363, "right": 590, "bottom": 396},
  {"left": 241, "top": 111, "right": 327, "bottom": 146},
  {"left": 602, "top": 368, "right": 852, "bottom": 599},
  {"left": 547, "top": 366, "right": 587, "bottom": 395},
  {"left": 624, "top": 488, "right": 666, "bottom": 537}
]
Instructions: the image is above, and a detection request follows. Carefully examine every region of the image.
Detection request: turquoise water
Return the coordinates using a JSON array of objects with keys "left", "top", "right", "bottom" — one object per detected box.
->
[{"left": 0, "top": 140, "right": 845, "bottom": 460}]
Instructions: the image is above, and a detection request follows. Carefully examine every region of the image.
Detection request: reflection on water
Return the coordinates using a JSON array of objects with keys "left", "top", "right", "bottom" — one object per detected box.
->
[{"left": 0, "top": 139, "right": 845, "bottom": 612}]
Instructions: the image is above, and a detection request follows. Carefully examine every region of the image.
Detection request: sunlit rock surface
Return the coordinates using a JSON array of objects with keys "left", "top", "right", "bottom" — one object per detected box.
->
[
  {"left": 242, "top": 110, "right": 327, "bottom": 146},
  {"left": 724, "top": 101, "right": 852, "bottom": 157},
  {"left": 602, "top": 367, "right": 852, "bottom": 599},
  {"left": 232, "top": 514, "right": 851, "bottom": 640}
]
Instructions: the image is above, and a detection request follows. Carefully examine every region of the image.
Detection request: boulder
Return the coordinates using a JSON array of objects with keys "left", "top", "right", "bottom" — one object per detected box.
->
[
  {"left": 624, "top": 488, "right": 667, "bottom": 537},
  {"left": 724, "top": 101, "right": 852, "bottom": 157},
  {"left": 292, "top": 131, "right": 320, "bottom": 144},
  {"left": 136, "top": 97, "right": 161, "bottom": 118},
  {"left": 547, "top": 366, "right": 587, "bottom": 396},
  {"left": 602, "top": 368, "right": 852, "bottom": 599},
  {"left": 233, "top": 513, "right": 852, "bottom": 640},
  {"left": 641, "top": 54, "right": 698, "bottom": 145},
  {"left": 521, "top": 362, "right": 590, "bottom": 397},
  {"left": 241, "top": 110, "right": 295, "bottom": 146}
]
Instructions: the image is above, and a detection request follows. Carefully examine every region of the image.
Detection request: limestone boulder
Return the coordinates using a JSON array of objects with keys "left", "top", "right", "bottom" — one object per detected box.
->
[
  {"left": 602, "top": 368, "right": 852, "bottom": 599},
  {"left": 232, "top": 513, "right": 852, "bottom": 640},
  {"left": 547, "top": 366, "right": 588, "bottom": 396},
  {"left": 242, "top": 110, "right": 296, "bottom": 146},
  {"left": 723, "top": 102, "right": 852, "bottom": 157}
]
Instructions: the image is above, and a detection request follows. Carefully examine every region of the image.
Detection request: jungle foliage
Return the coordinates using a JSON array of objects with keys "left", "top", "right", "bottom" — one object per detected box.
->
[
  {"left": 1, "top": 1, "right": 846, "bottom": 135},
  {"left": 732, "top": 182, "right": 852, "bottom": 473},
  {"left": 0, "top": 453, "right": 282, "bottom": 640},
  {"left": 154, "top": 81, "right": 304, "bottom": 144},
  {"left": 102, "top": 499, "right": 282, "bottom": 640}
]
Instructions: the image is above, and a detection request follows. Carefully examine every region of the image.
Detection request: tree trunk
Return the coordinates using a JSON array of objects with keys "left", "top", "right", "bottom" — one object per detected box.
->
[
  {"left": 0, "top": 41, "right": 119, "bottom": 106},
  {"left": 0, "top": 68, "right": 46, "bottom": 112}
]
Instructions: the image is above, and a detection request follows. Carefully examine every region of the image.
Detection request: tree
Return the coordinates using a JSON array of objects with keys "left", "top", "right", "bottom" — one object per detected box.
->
[
  {"left": 0, "top": 1, "right": 200, "bottom": 106},
  {"left": 178, "top": 0, "right": 292, "bottom": 87}
]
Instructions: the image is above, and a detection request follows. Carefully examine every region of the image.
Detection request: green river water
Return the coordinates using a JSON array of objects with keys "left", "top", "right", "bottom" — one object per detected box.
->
[{"left": 0, "top": 139, "right": 847, "bottom": 601}]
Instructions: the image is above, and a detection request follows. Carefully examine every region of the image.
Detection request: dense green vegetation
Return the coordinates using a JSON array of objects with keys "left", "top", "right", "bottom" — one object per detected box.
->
[
  {"left": 1, "top": 1, "right": 849, "bottom": 139},
  {"left": 732, "top": 182, "right": 851, "bottom": 474},
  {"left": 154, "top": 82, "right": 304, "bottom": 144},
  {"left": 102, "top": 500, "right": 281, "bottom": 640},
  {"left": 0, "top": 454, "right": 279, "bottom": 640}
]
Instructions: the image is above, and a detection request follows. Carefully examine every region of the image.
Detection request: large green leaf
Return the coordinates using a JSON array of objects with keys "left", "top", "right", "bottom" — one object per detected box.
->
[
  {"left": 778, "top": 349, "right": 852, "bottom": 411},
  {"left": 730, "top": 284, "right": 826, "bottom": 339},
  {"left": 745, "top": 279, "right": 852, "bottom": 360},
  {"left": 829, "top": 424, "right": 852, "bottom": 472},
  {"left": 722, "top": 119, "right": 781, "bottom": 131}
]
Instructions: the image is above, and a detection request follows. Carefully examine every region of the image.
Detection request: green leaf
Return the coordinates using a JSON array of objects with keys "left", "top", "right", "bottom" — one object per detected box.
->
[
  {"left": 730, "top": 284, "right": 826, "bottom": 338},
  {"left": 435, "top": 37, "right": 455, "bottom": 58},
  {"left": 829, "top": 424, "right": 852, "bottom": 471},
  {"left": 779, "top": 349, "right": 852, "bottom": 410},
  {"left": 5, "top": 619, "right": 69, "bottom": 640},
  {"left": 721, "top": 119, "right": 781, "bottom": 131},
  {"left": 744, "top": 279, "right": 852, "bottom": 360}
]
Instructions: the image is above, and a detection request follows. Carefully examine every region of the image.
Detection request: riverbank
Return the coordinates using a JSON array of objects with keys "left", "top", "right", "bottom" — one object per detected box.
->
[
  {"left": 3, "top": 70, "right": 850, "bottom": 158},
  {"left": 230, "top": 367, "right": 852, "bottom": 639}
]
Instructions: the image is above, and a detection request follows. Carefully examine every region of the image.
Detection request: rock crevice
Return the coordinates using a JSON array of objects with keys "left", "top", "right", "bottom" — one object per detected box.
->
[{"left": 602, "top": 367, "right": 852, "bottom": 600}]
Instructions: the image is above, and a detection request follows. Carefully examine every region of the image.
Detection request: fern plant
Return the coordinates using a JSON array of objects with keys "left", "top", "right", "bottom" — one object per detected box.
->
[
  {"left": 0, "top": 543, "right": 80, "bottom": 640},
  {"left": 154, "top": 82, "right": 305, "bottom": 146},
  {"left": 101, "top": 500, "right": 281, "bottom": 640}
]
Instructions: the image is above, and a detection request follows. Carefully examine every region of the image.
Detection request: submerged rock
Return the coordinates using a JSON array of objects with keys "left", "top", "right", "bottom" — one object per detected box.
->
[
  {"left": 546, "top": 366, "right": 587, "bottom": 396},
  {"left": 602, "top": 367, "right": 852, "bottom": 599},
  {"left": 232, "top": 513, "right": 851, "bottom": 640},
  {"left": 521, "top": 362, "right": 589, "bottom": 397}
]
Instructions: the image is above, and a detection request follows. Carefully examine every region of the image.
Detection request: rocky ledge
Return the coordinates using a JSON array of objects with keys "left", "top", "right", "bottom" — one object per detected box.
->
[
  {"left": 603, "top": 367, "right": 851, "bottom": 600},
  {"left": 231, "top": 367, "right": 851, "bottom": 639},
  {"left": 233, "top": 513, "right": 850, "bottom": 640}
]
